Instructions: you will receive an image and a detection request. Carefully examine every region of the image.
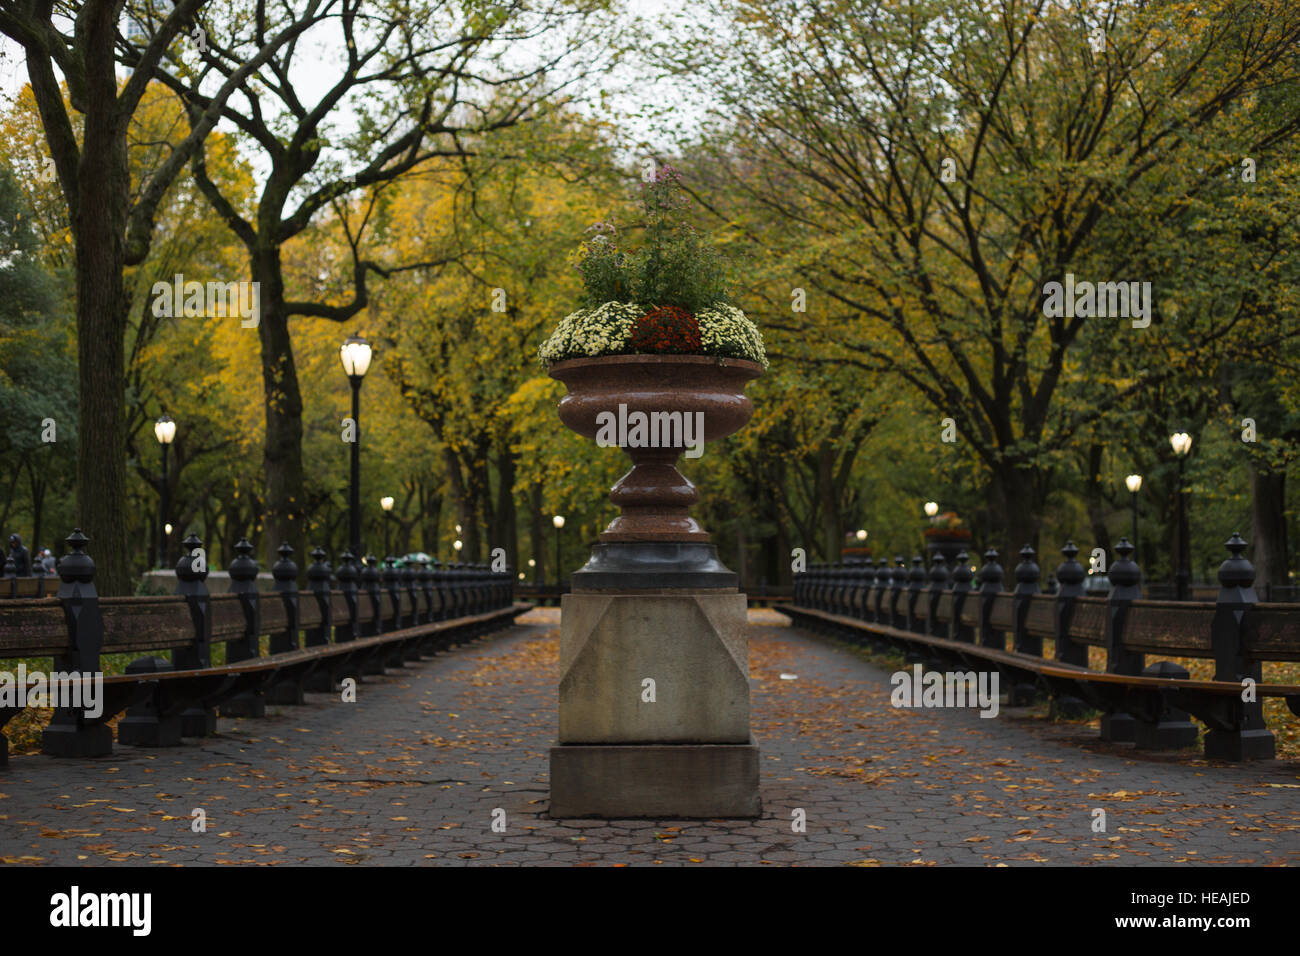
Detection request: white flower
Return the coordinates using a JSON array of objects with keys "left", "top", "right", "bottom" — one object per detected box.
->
[
  {"left": 697, "top": 303, "right": 768, "bottom": 368},
  {"left": 540, "top": 301, "right": 640, "bottom": 363},
  {"left": 538, "top": 308, "right": 587, "bottom": 364},
  {"left": 539, "top": 300, "right": 768, "bottom": 368}
]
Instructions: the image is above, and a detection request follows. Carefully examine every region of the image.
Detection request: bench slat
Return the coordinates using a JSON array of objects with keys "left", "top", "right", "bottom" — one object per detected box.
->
[
  {"left": 989, "top": 593, "right": 1015, "bottom": 629},
  {"left": 1247, "top": 605, "right": 1300, "bottom": 662},
  {"left": 1068, "top": 597, "right": 1108, "bottom": 646},
  {"left": 1025, "top": 594, "right": 1056, "bottom": 638},
  {"left": 260, "top": 596, "right": 290, "bottom": 634},
  {"left": 99, "top": 597, "right": 194, "bottom": 653},
  {"left": 209, "top": 594, "right": 248, "bottom": 640},
  {"left": 1122, "top": 601, "right": 1215, "bottom": 656},
  {"left": 0, "top": 598, "right": 68, "bottom": 656}
]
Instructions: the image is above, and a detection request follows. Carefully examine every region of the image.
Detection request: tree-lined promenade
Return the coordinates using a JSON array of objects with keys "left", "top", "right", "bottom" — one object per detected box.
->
[
  {"left": 3, "top": 609, "right": 1297, "bottom": 866},
  {"left": 1, "top": 0, "right": 1299, "bottom": 607}
]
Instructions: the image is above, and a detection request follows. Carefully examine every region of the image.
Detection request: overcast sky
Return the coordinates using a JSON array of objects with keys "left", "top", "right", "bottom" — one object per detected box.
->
[{"left": 0, "top": 0, "right": 723, "bottom": 178}]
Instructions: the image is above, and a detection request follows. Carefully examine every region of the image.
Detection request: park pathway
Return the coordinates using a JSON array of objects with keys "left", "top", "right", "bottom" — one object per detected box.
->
[{"left": 1, "top": 609, "right": 1298, "bottom": 866}]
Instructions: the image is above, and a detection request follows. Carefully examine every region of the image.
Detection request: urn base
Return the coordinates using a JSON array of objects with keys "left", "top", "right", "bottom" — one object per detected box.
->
[{"left": 572, "top": 541, "right": 739, "bottom": 589}]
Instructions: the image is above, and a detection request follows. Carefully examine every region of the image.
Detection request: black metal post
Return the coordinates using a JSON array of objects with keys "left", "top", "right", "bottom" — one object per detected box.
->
[
  {"left": 158, "top": 441, "right": 169, "bottom": 568},
  {"left": 1206, "top": 533, "right": 1275, "bottom": 759},
  {"left": 1176, "top": 457, "right": 1190, "bottom": 600},
  {"left": 554, "top": 523, "right": 562, "bottom": 590},
  {"left": 40, "top": 529, "right": 112, "bottom": 758},
  {"left": 1100, "top": 537, "right": 1144, "bottom": 742},
  {"left": 1130, "top": 489, "right": 1139, "bottom": 557},
  {"left": 349, "top": 375, "right": 362, "bottom": 559}
]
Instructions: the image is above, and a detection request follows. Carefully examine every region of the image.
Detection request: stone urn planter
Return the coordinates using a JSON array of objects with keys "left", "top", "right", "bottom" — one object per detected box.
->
[
  {"left": 549, "top": 353, "right": 763, "bottom": 588},
  {"left": 550, "top": 354, "right": 763, "bottom": 540},
  {"left": 547, "top": 353, "right": 765, "bottom": 818}
]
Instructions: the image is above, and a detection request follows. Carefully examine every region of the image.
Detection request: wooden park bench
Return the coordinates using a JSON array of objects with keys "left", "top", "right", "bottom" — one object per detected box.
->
[
  {"left": 0, "top": 530, "right": 532, "bottom": 766},
  {"left": 789, "top": 534, "right": 1300, "bottom": 762},
  {"left": 517, "top": 582, "right": 793, "bottom": 608}
]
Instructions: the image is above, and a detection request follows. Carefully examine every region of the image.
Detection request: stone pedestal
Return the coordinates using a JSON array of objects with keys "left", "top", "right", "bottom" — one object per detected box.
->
[
  {"left": 551, "top": 742, "right": 760, "bottom": 818},
  {"left": 549, "top": 587, "right": 760, "bottom": 818},
  {"left": 544, "top": 357, "right": 766, "bottom": 817}
]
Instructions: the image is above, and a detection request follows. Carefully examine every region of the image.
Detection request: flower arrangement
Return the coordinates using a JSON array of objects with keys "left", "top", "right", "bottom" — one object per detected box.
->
[
  {"left": 538, "top": 167, "right": 767, "bottom": 368},
  {"left": 924, "top": 511, "right": 972, "bottom": 538},
  {"left": 629, "top": 306, "right": 702, "bottom": 354}
]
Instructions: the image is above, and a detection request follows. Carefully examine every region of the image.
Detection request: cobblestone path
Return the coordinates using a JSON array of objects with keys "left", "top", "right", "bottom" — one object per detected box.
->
[{"left": 2, "top": 609, "right": 1297, "bottom": 866}]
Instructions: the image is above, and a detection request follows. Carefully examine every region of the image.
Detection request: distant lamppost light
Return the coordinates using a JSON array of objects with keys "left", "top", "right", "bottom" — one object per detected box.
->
[
  {"left": 380, "top": 496, "right": 395, "bottom": 555},
  {"left": 455, "top": 523, "right": 462, "bottom": 534},
  {"left": 1126, "top": 474, "right": 1143, "bottom": 555},
  {"left": 924, "top": 501, "right": 939, "bottom": 517},
  {"left": 453, "top": 539, "right": 463, "bottom": 552},
  {"left": 153, "top": 414, "right": 176, "bottom": 445},
  {"left": 339, "top": 333, "right": 373, "bottom": 379},
  {"left": 553, "top": 515, "right": 565, "bottom": 588},
  {"left": 1169, "top": 433, "right": 1193, "bottom": 599},
  {"left": 528, "top": 558, "right": 536, "bottom": 567},
  {"left": 855, "top": 529, "right": 867, "bottom": 541},
  {"left": 154, "top": 415, "right": 176, "bottom": 567},
  {"left": 340, "top": 332, "right": 372, "bottom": 558}
]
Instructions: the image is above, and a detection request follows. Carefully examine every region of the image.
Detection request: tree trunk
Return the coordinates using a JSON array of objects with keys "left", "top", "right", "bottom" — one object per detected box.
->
[
  {"left": 530, "top": 482, "right": 545, "bottom": 584},
  {"left": 776, "top": 509, "right": 791, "bottom": 586},
  {"left": 735, "top": 521, "right": 748, "bottom": 588},
  {"left": 73, "top": 60, "right": 131, "bottom": 594},
  {"left": 253, "top": 245, "right": 305, "bottom": 576},
  {"left": 444, "top": 448, "right": 476, "bottom": 562},
  {"left": 0, "top": 452, "right": 24, "bottom": 537},
  {"left": 992, "top": 464, "right": 1042, "bottom": 568},
  {"left": 472, "top": 453, "right": 492, "bottom": 563},
  {"left": 494, "top": 446, "right": 518, "bottom": 569},
  {"left": 1251, "top": 466, "right": 1288, "bottom": 592},
  {"left": 28, "top": 459, "right": 46, "bottom": 556},
  {"left": 817, "top": 444, "right": 840, "bottom": 561},
  {"left": 220, "top": 496, "right": 244, "bottom": 566},
  {"left": 420, "top": 481, "right": 442, "bottom": 555},
  {"left": 1084, "top": 443, "right": 1113, "bottom": 563}
]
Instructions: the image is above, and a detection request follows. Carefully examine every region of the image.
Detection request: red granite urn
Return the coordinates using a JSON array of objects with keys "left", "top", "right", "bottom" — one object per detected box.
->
[{"left": 548, "top": 354, "right": 764, "bottom": 543}]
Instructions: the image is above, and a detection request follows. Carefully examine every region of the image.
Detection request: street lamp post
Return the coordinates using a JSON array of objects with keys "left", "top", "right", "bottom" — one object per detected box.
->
[
  {"left": 380, "top": 496, "right": 394, "bottom": 560},
  {"left": 1170, "top": 433, "right": 1193, "bottom": 600},
  {"left": 154, "top": 415, "right": 176, "bottom": 567},
  {"left": 923, "top": 501, "right": 938, "bottom": 555},
  {"left": 340, "top": 333, "right": 373, "bottom": 558},
  {"left": 553, "top": 514, "right": 565, "bottom": 589},
  {"left": 1125, "top": 474, "right": 1142, "bottom": 558}
]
